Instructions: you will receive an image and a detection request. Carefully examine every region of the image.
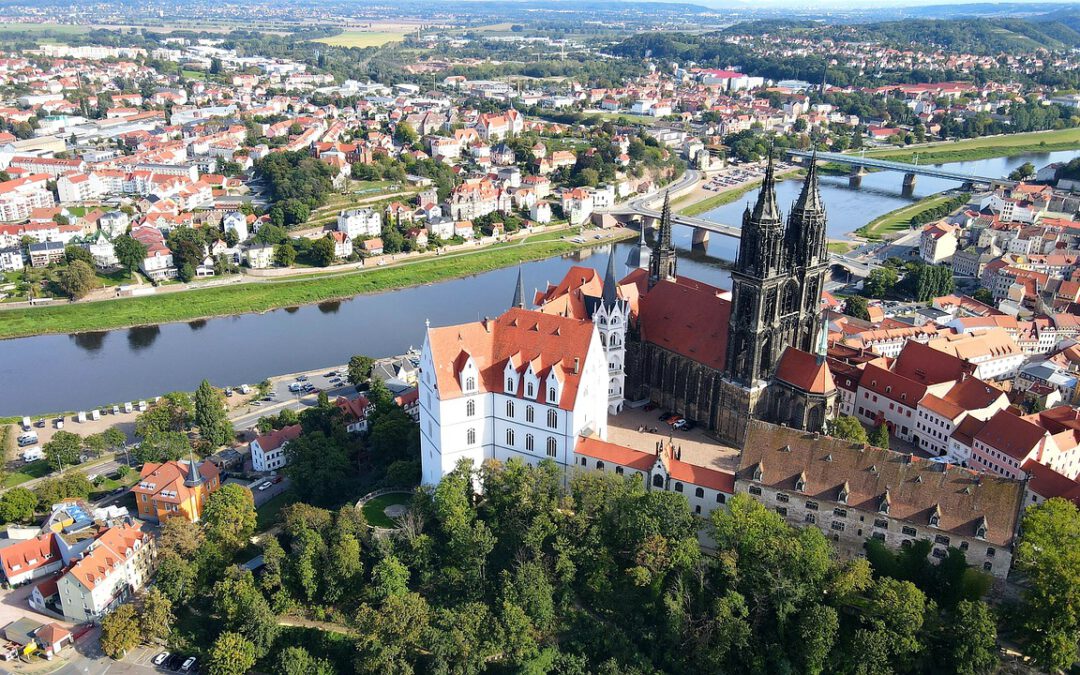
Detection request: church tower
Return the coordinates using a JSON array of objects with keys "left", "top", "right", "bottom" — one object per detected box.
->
[
  {"left": 594, "top": 252, "right": 629, "bottom": 414},
  {"left": 648, "top": 192, "right": 677, "bottom": 288},
  {"left": 724, "top": 154, "right": 793, "bottom": 387},
  {"left": 784, "top": 153, "right": 829, "bottom": 353}
]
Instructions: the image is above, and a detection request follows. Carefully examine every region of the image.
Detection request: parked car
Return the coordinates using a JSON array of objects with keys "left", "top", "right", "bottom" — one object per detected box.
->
[
  {"left": 258, "top": 481, "right": 272, "bottom": 491},
  {"left": 296, "top": 375, "right": 308, "bottom": 382},
  {"left": 657, "top": 411, "right": 673, "bottom": 422},
  {"left": 17, "top": 433, "right": 38, "bottom": 447},
  {"left": 181, "top": 656, "right": 197, "bottom": 672},
  {"left": 152, "top": 651, "right": 169, "bottom": 666},
  {"left": 673, "top": 419, "right": 693, "bottom": 431}
]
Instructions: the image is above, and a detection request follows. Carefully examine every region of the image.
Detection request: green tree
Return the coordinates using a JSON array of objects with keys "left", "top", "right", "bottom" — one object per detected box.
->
[
  {"left": 284, "top": 431, "right": 353, "bottom": 507},
  {"left": 0, "top": 488, "right": 38, "bottom": 523},
  {"left": 310, "top": 236, "right": 336, "bottom": 266},
  {"left": 132, "top": 431, "right": 191, "bottom": 464},
  {"left": 827, "top": 415, "right": 869, "bottom": 443},
  {"left": 100, "top": 603, "right": 140, "bottom": 659},
  {"left": 870, "top": 422, "right": 890, "bottom": 449},
  {"left": 43, "top": 430, "right": 82, "bottom": 471},
  {"left": 58, "top": 260, "right": 97, "bottom": 299},
  {"left": 972, "top": 288, "right": 994, "bottom": 305},
  {"left": 103, "top": 427, "right": 127, "bottom": 454},
  {"left": 274, "top": 242, "right": 296, "bottom": 267},
  {"left": 394, "top": 121, "right": 418, "bottom": 147},
  {"left": 348, "top": 355, "right": 375, "bottom": 386},
  {"left": 203, "top": 484, "right": 257, "bottom": 551},
  {"left": 113, "top": 235, "right": 147, "bottom": 275},
  {"left": 863, "top": 267, "right": 898, "bottom": 299},
  {"left": 280, "top": 646, "right": 335, "bottom": 675},
  {"left": 64, "top": 244, "right": 93, "bottom": 265},
  {"left": 135, "top": 392, "right": 193, "bottom": 436},
  {"left": 371, "top": 554, "right": 410, "bottom": 601},
  {"left": 1014, "top": 498, "right": 1080, "bottom": 671},
  {"left": 845, "top": 294, "right": 871, "bottom": 320},
  {"left": 1008, "top": 161, "right": 1035, "bottom": 181},
  {"left": 139, "top": 588, "right": 174, "bottom": 645},
  {"left": 946, "top": 600, "right": 998, "bottom": 675},
  {"left": 208, "top": 631, "right": 256, "bottom": 675},
  {"left": 194, "top": 379, "right": 233, "bottom": 447}
]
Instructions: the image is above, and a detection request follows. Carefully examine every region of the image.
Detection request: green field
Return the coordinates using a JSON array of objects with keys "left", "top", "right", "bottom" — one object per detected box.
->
[
  {"left": 312, "top": 31, "right": 407, "bottom": 48},
  {"left": 827, "top": 242, "right": 857, "bottom": 254},
  {"left": 0, "top": 232, "right": 630, "bottom": 340},
  {"left": 256, "top": 490, "right": 295, "bottom": 531},
  {"left": 181, "top": 69, "right": 208, "bottom": 80},
  {"left": 867, "top": 128, "right": 1080, "bottom": 165},
  {"left": 362, "top": 492, "right": 412, "bottom": 528},
  {"left": 857, "top": 194, "right": 954, "bottom": 240},
  {"left": 0, "top": 22, "right": 92, "bottom": 35},
  {"left": 3, "top": 460, "right": 51, "bottom": 488}
]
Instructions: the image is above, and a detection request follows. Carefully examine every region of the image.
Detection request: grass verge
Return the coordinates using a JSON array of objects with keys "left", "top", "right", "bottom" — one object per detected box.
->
[
  {"left": 827, "top": 242, "right": 857, "bottom": 254},
  {"left": 361, "top": 492, "right": 412, "bottom": 528},
  {"left": 257, "top": 490, "right": 295, "bottom": 531},
  {"left": 0, "top": 233, "right": 629, "bottom": 340},
  {"left": 3, "top": 460, "right": 51, "bottom": 488},
  {"left": 857, "top": 194, "right": 953, "bottom": 240},
  {"left": 866, "top": 128, "right": 1080, "bottom": 165}
]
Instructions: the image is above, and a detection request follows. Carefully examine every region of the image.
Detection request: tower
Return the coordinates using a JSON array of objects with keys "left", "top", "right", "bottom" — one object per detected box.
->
[
  {"left": 637, "top": 222, "right": 649, "bottom": 270},
  {"left": 784, "top": 152, "right": 829, "bottom": 353},
  {"left": 648, "top": 192, "right": 677, "bottom": 288},
  {"left": 511, "top": 267, "right": 526, "bottom": 309},
  {"left": 593, "top": 252, "right": 629, "bottom": 414},
  {"left": 725, "top": 154, "right": 792, "bottom": 387}
]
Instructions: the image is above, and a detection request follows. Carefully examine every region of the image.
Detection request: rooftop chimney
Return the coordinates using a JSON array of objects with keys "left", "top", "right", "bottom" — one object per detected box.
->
[{"left": 573, "top": 357, "right": 580, "bottom": 374}]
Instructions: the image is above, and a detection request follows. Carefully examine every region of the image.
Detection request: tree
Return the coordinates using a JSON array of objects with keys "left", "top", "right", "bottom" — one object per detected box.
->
[
  {"left": 310, "top": 236, "right": 336, "bottom": 267},
  {"left": 132, "top": 431, "right": 190, "bottom": 464},
  {"left": 372, "top": 554, "right": 410, "bottom": 601},
  {"left": 972, "top": 288, "right": 994, "bottom": 305},
  {"left": 863, "top": 267, "right": 898, "bottom": 298},
  {"left": 274, "top": 242, "right": 296, "bottom": 267},
  {"left": 208, "top": 632, "right": 256, "bottom": 675},
  {"left": 1008, "top": 161, "right": 1035, "bottom": 181},
  {"left": 254, "top": 223, "right": 288, "bottom": 245},
  {"left": 946, "top": 600, "right": 998, "bottom": 675},
  {"left": 103, "top": 427, "right": 127, "bottom": 454},
  {"left": 827, "top": 415, "right": 868, "bottom": 443},
  {"left": 870, "top": 423, "right": 890, "bottom": 449},
  {"left": 280, "top": 646, "right": 335, "bottom": 675},
  {"left": 194, "top": 379, "right": 233, "bottom": 447},
  {"left": 0, "top": 488, "right": 38, "bottom": 524},
  {"left": 348, "top": 355, "right": 375, "bottom": 385},
  {"left": 139, "top": 588, "right": 174, "bottom": 645},
  {"left": 64, "top": 244, "right": 93, "bottom": 265},
  {"left": 135, "top": 392, "right": 193, "bottom": 436},
  {"left": 203, "top": 484, "right": 257, "bottom": 551},
  {"left": 58, "top": 260, "right": 97, "bottom": 299},
  {"left": 1014, "top": 498, "right": 1080, "bottom": 671},
  {"left": 44, "top": 431, "right": 82, "bottom": 471},
  {"left": 113, "top": 234, "right": 147, "bottom": 275},
  {"left": 394, "top": 121, "right": 418, "bottom": 147},
  {"left": 844, "top": 294, "right": 871, "bottom": 320},
  {"left": 83, "top": 433, "right": 107, "bottom": 458},
  {"left": 100, "top": 603, "right": 140, "bottom": 659},
  {"left": 283, "top": 431, "right": 354, "bottom": 507}
]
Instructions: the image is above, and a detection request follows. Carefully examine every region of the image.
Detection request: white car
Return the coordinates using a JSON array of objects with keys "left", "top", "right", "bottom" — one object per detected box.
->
[
  {"left": 258, "top": 481, "right": 272, "bottom": 491},
  {"left": 152, "top": 651, "right": 169, "bottom": 666},
  {"left": 181, "top": 656, "right": 197, "bottom": 672}
]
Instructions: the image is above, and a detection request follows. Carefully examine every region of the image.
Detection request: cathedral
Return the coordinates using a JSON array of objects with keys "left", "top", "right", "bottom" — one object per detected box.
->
[{"left": 537, "top": 155, "right": 839, "bottom": 446}]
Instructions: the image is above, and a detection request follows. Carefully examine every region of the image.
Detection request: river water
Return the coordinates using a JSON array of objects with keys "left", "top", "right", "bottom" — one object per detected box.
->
[{"left": 1, "top": 148, "right": 1077, "bottom": 415}]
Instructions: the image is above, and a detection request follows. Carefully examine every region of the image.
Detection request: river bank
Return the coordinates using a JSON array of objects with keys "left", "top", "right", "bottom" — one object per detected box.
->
[
  {"left": 856, "top": 192, "right": 957, "bottom": 240},
  {"left": 676, "top": 168, "right": 801, "bottom": 217},
  {"left": 0, "top": 229, "right": 635, "bottom": 340},
  {"left": 866, "top": 127, "right": 1080, "bottom": 165}
]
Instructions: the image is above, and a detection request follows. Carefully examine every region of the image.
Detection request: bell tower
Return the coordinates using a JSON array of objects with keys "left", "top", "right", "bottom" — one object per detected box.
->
[{"left": 648, "top": 192, "right": 677, "bottom": 288}]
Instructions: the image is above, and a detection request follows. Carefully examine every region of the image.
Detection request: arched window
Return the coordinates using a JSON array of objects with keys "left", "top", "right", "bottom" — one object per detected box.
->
[
  {"left": 506, "top": 377, "right": 514, "bottom": 391},
  {"left": 615, "top": 466, "right": 624, "bottom": 475},
  {"left": 525, "top": 434, "right": 534, "bottom": 452},
  {"left": 783, "top": 283, "right": 798, "bottom": 314},
  {"left": 695, "top": 487, "right": 704, "bottom": 498},
  {"left": 611, "top": 334, "right": 621, "bottom": 347},
  {"left": 546, "top": 437, "right": 556, "bottom": 457},
  {"left": 467, "top": 428, "right": 476, "bottom": 444},
  {"left": 466, "top": 400, "right": 475, "bottom": 416},
  {"left": 548, "top": 387, "right": 557, "bottom": 403},
  {"left": 526, "top": 383, "right": 534, "bottom": 397},
  {"left": 596, "top": 461, "right": 605, "bottom": 471},
  {"left": 716, "top": 493, "right": 726, "bottom": 504},
  {"left": 600, "top": 332, "right": 607, "bottom": 346},
  {"left": 465, "top": 377, "right": 475, "bottom": 391},
  {"left": 506, "top": 400, "right": 514, "bottom": 417},
  {"left": 526, "top": 406, "right": 534, "bottom": 423},
  {"left": 506, "top": 428, "right": 515, "bottom": 446},
  {"left": 674, "top": 482, "right": 683, "bottom": 493},
  {"left": 547, "top": 409, "right": 558, "bottom": 428},
  {"left": 653, "top": 474, "right": 664, "bottom": 488}
]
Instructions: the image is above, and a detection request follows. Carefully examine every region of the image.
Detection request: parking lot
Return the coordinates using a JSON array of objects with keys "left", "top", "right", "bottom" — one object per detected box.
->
[
  {"left": 607, "top": 406, "right": 741, "bottom": 472},
  {"left": 123, "top": 644, "right": 199, "bottom": 673}
]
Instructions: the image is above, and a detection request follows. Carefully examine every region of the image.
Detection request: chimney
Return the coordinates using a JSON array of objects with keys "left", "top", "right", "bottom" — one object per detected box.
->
[{"left": 573, "top": 357, "right": 580, "bottom": 374}]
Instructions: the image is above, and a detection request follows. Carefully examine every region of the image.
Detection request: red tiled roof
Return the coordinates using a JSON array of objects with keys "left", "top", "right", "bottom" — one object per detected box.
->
[
  {"left": 575, "top": 436, "right": 656, "bottom": 472},
  {"left": 774, "top": 347, "right": 834, "bottom": 394},
  {"left": 666, "top": 457, "right": 735, "bottom": 493},
  {"left": 974, "top": 409, "right": 1046, "bottom": 460},
  {"left": 252, "top": 424, "right": 302, "bottom": 453},
  {"left": 0, "top": 535, "right": 60, "bottom": 579},
  {"left": 637, "top": 277, "right": 731, "bottom": 371}
]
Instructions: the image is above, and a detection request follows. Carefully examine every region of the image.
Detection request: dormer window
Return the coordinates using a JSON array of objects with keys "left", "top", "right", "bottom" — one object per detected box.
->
[
  {"left": 506, "top": 377, "right": 514, "bottom": 392},
  {"left": 976, "top": 517, "right": 988, "bottom": 540},
  {"left": 548, "top": 387, "right": 557, "bottom": 403},
  {"left": 929, "top": 504, "right": 941, "bottom": 528},
  {"left": 879, "top": 490, "right": 890, "bottom": 514},
  {"left": 795, "top": 472, "right": 806, "bottom": 492},
  {"left": 465, "top": 377, "right": 476, "bottom": 392},
  {"left": 527, "top": 383, "right": 534, "bottom": 397},
  {"left": 838, "top": 482, "right": 849, "bottom": 504},
  {"left": 752, "top": 463, "right": 763, "bottom": 481}
]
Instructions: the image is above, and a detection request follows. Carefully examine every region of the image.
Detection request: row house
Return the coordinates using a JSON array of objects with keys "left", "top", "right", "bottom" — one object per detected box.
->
[
  {"left": 8, "top": 155, "right": 85, "bottom": 178},
  {"left": 925, "top": 328, "right": 1025, "bottom": 380},
  {"left": 573, "top": 436, "right": 735, "bottom": 519},
  {"left": 737, "top": 421, "right": 1024, "bottom": 578},
  {"left": 964, "top": 408, "right": 1080, "bottom": 480},
  {"left": 915, "top": 376, "right": 1009, "bottom": 458}
]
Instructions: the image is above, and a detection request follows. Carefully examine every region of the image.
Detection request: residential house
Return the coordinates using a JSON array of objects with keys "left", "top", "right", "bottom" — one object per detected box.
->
[
  {"left": 130, "top": 459, "right": 221, "bottom": 523},
  {"left": 56, "top": 521, "right": 155, "bottom": 622},
  {"left": 250, "top": 424, "right": 302, "bottom": 472}
]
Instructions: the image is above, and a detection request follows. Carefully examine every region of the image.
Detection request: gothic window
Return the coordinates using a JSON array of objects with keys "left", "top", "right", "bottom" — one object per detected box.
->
[
  {"left": 547, "top": 409, "right": 558, "bottom": 428},
  {"left": 506, "top": 377, "right": 514, "bottom": 392},
  {"left": 600, "top": 332, "right": 607, "bottom": 347},
  {"left": 465, "top": 377, "right": 475, "bottom": 392},
  {"left": 506, "top": 400, "right": 514, "bottom": 417},
  {"left": 526, "top": 406, "right": 534, "bottom": 423},
  {"left": 653, "top": 474, "right": 664, "bottom": 488},
  {"left": 782, "top": 283, "right": 798, "bottom": 315},
  {"left": 546, "top": 437, "right": 557, "bottom": 457},
  {"left": 525, "top": 434, "right": 534, "bottom": 451},
  {"left": 548, "top": 387, "right": 557, "bottom": 403},
  {"left": 527, "top": 383, "right": 534, "bottom": 397},
  {"left": 466, "top": 400, "right": 475, "bottom": 417},
  {"left": 467, "top": 428, "right": 476, "bottom": 444},
  {"left": 506, "top": 428, "right": 515, "bottom": 446}
]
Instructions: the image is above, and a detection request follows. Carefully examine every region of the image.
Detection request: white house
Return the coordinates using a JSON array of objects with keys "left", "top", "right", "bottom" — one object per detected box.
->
[
  {"left": 249, "top": 424, "right": 301, "bottom": 472},
  {"left": 97, "top": 211, "right": 129, "bottom": 238},
  {"left": 337, "top": 208, "right": 382, "bottom": 239},
  {"left": 222, "top": 211, "right": 249, "bottom": 242},
  {"left": 55, "top": 522, "right": 154, "bottom": 623},
  {"left": 245, "top": 243, "right": 274, "bottom": 269},
  {"left": 419, "top": 307, "right": 609, "bottom": 486},
  {"left": 0, "top": 245, "right": 24, "bottom": 272}
]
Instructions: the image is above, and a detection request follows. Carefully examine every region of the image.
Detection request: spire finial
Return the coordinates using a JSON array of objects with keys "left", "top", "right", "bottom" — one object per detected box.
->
[
  {"left": 795, "top": 149, "right": 823, "bottom": 213},
  {"left": 512, "top": 267, "right": 526, "bottom": 309},
  {"left": 751, "top": 150, "right": 780, "bottom": 223},
  {"left": 602, "top": 251, "right": 618, "bottom": 307}
]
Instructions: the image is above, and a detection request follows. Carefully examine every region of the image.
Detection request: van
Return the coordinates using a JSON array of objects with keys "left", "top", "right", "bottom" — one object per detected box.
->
[
  {"left": 20, "top": 417, "right": 31, "bottom": 431},
  {"left": 239, "top": 384, "right": 252, "bottom": 395},
  {"left": 90, "top": 410, "right": 101, "bottom": 422},
  {"left": 17, "top": 433, "right": 38, "bottom": 447},
  {"left": 20, "top": 448, "right": 43, "bottom": 462}
]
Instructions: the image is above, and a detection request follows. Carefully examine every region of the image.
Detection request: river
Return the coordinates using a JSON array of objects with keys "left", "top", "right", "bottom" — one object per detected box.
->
[{"left": 1, "top": 148, "right": 1077, "bottom": 416}]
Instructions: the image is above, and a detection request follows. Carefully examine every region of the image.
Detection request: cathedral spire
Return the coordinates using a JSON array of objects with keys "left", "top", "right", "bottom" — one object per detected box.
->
[
  {"left": 602, "top": 251, "right": 618, "bottom": 308},
  {"left": 648, "top": 191, "right": 677, "bottom": 288},
  {"left": 794, "top": 150, "right": 823, "bottom": 214},
  {"left": 512, "top": 267, "right": 525, "bottom": 309},
  {"left": 751, "top": 151, "right": 781, "bottom": 224}
]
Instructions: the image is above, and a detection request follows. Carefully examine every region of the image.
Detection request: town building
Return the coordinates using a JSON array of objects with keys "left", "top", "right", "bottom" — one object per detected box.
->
[
  {"left": 250, "top": 424, "right": 302, "bottom": 472},
  {"left": 55, "top": 521, "right": 155, "bottom": 622},
  {"left": 130, "top": 458, "right": 221, "bottom": 523}
]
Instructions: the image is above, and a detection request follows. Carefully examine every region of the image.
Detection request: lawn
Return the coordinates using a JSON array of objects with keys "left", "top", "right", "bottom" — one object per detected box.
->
[
  {"left": 0, "top": 233, "right": 631, "bottom": 340},
  {"left": 857, "top": 194, "right": 954, "bottom": 240},
  {"left": 361, "top": 492, "right": 412, "bottom": 528},
  {"left": 827, "top": 242, "right": 857, "bottom": 254},
  {"left": 312, "top": 31, "right": 407, "bottom": 48},
  {"left": 866, "top": 128, "right": 1080, "bottom": 165},
  {"left": 181, "top": 69, "right": 207, "bottom": 80},
  {"left": 256, "top": 490, "right": 295, "bottom": 531},
  {"left": 3, "top": 460, "right": 51, "bottom": 488}
]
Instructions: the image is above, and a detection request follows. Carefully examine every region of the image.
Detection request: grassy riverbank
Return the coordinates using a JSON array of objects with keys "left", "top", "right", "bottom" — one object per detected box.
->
[
  {"left": 857, "top": 194, "right": 954, "bottom": 240},
  {"left": 0, "top": 233, "right": 631, "bottom": 340},
  {"left": 866, "top": 128, "right": 1080, "bottom": 165},
  {"left": 677, "top": 170, "right": 800, "bottom": 217}
]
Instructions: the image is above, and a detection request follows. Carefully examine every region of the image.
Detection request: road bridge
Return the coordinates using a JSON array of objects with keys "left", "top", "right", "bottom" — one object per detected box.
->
[{"left": 787, "top": 149, "right": 1013, "bottom": 193}]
